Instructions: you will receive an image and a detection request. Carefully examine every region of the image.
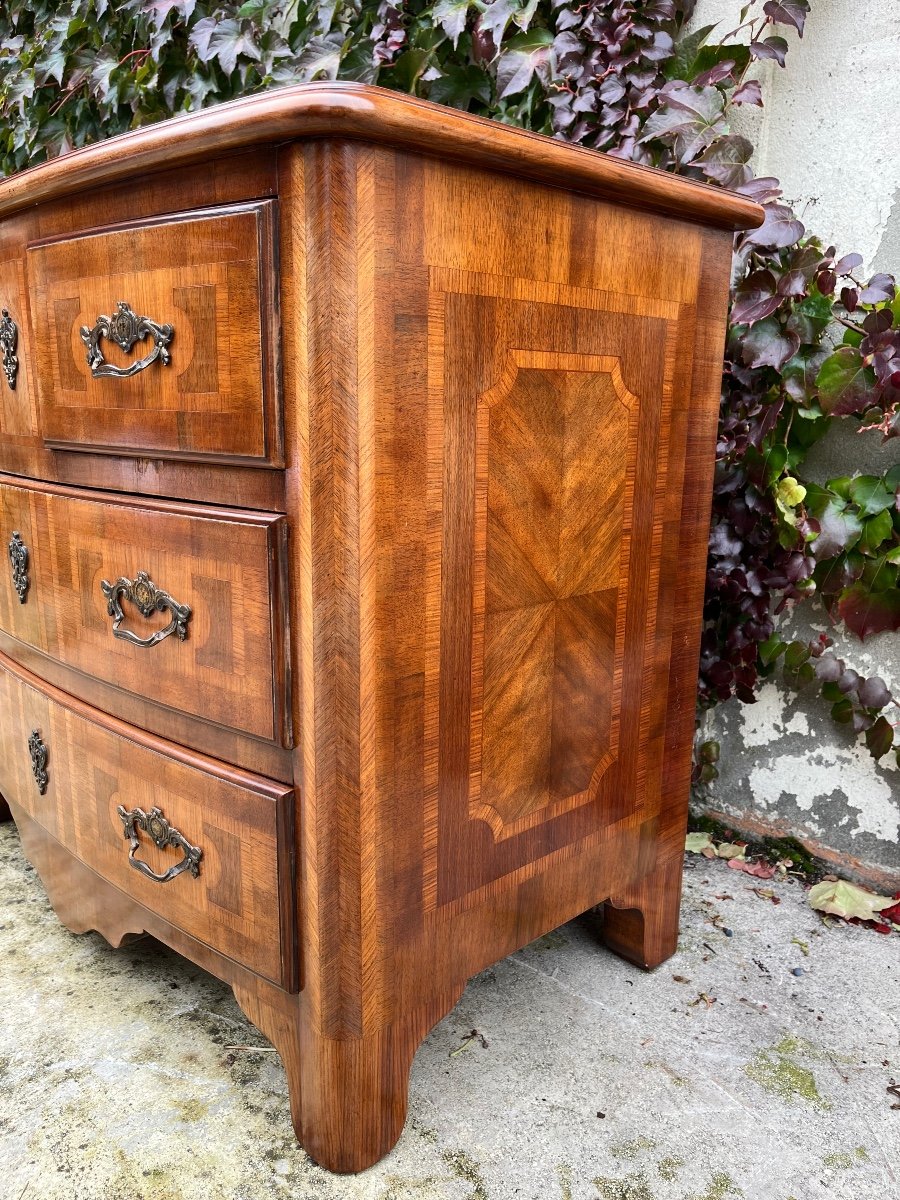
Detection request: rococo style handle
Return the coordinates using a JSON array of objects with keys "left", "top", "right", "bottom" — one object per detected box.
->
[
  {"left": 0, "top": 308, "right": 18, "bottom": 389},
  {"left": 80, "top": 300, "right": 174, "bottom": 379},
  {"left": 28, "top": 729, "right": 48, "bottom": 795},
  {"left": 117, "top": 805, "right": 202, "bottom": 885},
  {"left": 8, "top": 531, "right": 28, "bottom": 603},
  {"left": 100, "top": 570, "right": 191, "bottom": 648}
]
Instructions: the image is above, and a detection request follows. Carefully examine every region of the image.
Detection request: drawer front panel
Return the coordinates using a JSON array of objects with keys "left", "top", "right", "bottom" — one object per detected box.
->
[
  {"left": 0, "top": 654, "right": 295, "bottom": 987},
  {"left": 0, "top": 476, "right": 290, "bottom": 744},
  {"left": 26, "top": 202, "right": 281, "bottom": 464}
]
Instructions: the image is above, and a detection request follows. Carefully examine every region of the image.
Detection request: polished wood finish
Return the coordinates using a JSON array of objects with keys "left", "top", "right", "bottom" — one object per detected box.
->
[
  {"left": 0, "top": 84, "right": 760, "bottom": 232},
  {"left": 28, "top": 201, "right": 282, "bottom": 465},
  {"left": 0, "top": 85, "right": 760, "bottom": 1174},
  {"left": 0, "top": 474, "right": 291, "bottom": 745},
  {"left": 0, "top": 654, "right": 296, "bottom": 988}
]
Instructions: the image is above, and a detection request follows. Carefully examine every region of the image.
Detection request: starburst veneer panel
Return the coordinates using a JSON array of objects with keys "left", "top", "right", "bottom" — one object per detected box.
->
[{"left": 473, "top": 354, "right": 635, "bottom": 836}]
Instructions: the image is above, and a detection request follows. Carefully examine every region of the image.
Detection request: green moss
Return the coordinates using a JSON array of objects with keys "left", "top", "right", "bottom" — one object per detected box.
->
[
  {"left": 593, "top": 1171, "right": 655, "bottom": 1200},
  {"left": 442, "top": 1149, "right": 489, "bottom": 1200},
  {"left": 823, "top": 1147, "right": 868, "bottom": 1169},
  {"left": 657, "top": 1156, "right": 684, "bottom": 1182},
  {"left": 558, "top": 1163, "right": 573, "bottom": 1200},
  {"left": 744, "top": 1042, "right": 831, "bottom": 1109},
  {"left": 611, "top": 1136, "right": 655, "bottom": 1160},
  {"left": 688, "top": 1173, "right": 743, "bottom": 1200},
  {"left": 170, "top": 1097, "right": 209, "bottom": 1123}
]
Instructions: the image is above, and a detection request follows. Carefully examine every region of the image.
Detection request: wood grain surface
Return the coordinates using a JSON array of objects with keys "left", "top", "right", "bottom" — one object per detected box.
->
[
  {"left": 0, "top": 88, "right": 759, "bottom": 1174},
  {"left": 0, "top": 652, "right": 296, "bottom": 988},
  {"left": 0, "top": 474, "right": 291, "bottom": 745},
  {"left": 27, "top": 201, "right": 282, "bottom": 464}
]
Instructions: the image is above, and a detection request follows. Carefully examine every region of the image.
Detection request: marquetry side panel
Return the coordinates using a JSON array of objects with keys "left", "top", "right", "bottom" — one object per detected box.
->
[
  {"left": 0, "top": 476, "right": 290, "bottom": 744},
  {"left": 26, "top": 201, "right": 282, "bottom": 464},
  {"left": 0, "top": 654, "right": 295, "bottom": 987}
]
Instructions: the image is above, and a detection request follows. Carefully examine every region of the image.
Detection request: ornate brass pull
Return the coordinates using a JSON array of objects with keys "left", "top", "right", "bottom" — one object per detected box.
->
[
  {"left": 80, "top": 301, "right": 174, "bottom": 379},
  {"left": 0, "top": 308, "right": 18, "bottom": 389},
  {"left": 117, "top": 805, "right": 202, "bottom": 885},
  {"left": 28, "top": 729, "right": 48, "bottom": 795},
  {"left": 8, "top": 531, "right": 28, "bottom": 603},
  {"left": 100, "top": 571, "right": 191, "bottom": 648}
]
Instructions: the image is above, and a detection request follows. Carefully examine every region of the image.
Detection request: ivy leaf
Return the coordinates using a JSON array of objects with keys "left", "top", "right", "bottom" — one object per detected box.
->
[
  {"left": 428, "top": 62, "right": 491, "bottom": 107},
  {"left": 858, "top": 273, "right": 895, "bottom": 305},
  {"left": 749, "top": 35, "right": 788, "bottom": 66},
  {"left": 639, "top": 85, "right": 725, "bottom": 164},
  {"left": 697, "top": 133, "right": 753, "bottom": 189},
  {"left": 865, "top": 715, "right": 894, "bottom": 759},
  {"left": 859, "top": 509, "right": 894, "bottom": 554},
  {"left": 432, "top": 0, "right": 471, "bottom": 49},
  {"left": 732, "top": 78, "right": 762, "bottom": 106},
  {"left": 857, "top": 676, "right": 892, "bottom": 710},
  {"left": 477, "top": 0, "right": 522, "bottom": 46},
  {"left": 743, "top": 203, "right": 804, "bottom": 250},
  {"left": 816, "top": 347, "right": 876, "bottom": 416},
  {"left": 663, "top": 22, "right": 716, "bottom": 81},
  {"left": 848, "top": 475, "right": 894, "bottom": 516},
  {"left": 763, "top": 0, "right": 810, "bottom": 37},
  {"left": 740, "top": 316, "right": 800, "bottom": 370},
  {"left": 837, "top": 581, "right": 900, "bottom": 640},
  {"left": 731, "top": 268, "right": 780, "bottom": 325},
  {"left": 809, "top": 500, "right": 863, "bottom": 559},
  {"left": 495, "top": 27, "right": 553, "bottom": 98}
]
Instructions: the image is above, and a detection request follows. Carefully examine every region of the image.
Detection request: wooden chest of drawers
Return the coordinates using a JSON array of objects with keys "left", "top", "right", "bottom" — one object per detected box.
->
[{"left": 0, "top": 83, "right": 761, "bottom": 1173}]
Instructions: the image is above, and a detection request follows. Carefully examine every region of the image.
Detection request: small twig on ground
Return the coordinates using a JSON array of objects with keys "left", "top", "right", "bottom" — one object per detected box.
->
[
  {"left": 223, "top": 1044, "right": 279, "bottom": 1052},
  {"left": 449, "top": 1029, "right": 489, "bottom": 1057}
]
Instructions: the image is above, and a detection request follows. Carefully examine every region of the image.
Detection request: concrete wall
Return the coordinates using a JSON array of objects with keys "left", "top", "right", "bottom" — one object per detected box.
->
[{"left": 690, "top": 1, "right": 900, "bottom": 885}]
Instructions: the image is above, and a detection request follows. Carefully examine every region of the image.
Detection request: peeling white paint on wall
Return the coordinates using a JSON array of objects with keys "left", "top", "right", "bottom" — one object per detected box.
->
[{"left": 748, "top": 747, "right": 899, "bottom": 843}]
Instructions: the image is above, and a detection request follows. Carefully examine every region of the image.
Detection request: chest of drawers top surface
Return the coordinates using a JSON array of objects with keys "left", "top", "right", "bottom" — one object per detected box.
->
[{"left": 0, "top": 84, "right": 762, "bottom": 1174}]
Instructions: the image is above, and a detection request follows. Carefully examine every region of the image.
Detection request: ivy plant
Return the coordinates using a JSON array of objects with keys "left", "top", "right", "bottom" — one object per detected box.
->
[{"left": 1, "top": 0, "right": 897, "bottom": 765}]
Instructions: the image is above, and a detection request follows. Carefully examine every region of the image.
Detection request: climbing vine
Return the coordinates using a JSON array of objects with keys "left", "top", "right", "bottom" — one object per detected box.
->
[{"left": 0, "top": 0, "right": 897, "bottom": 762}]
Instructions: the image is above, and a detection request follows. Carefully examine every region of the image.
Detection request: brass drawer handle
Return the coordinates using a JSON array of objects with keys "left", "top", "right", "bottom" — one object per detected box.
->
[
  {"left": 28, "top": 729, "right": 48, "bottom": 794},
  {"left": 0, "top": 308, "right": 18, "bottom": 389},
  {"left": 8, "top": 531, "right": 28, "bottom": 603},
  {"left": 117, "top": 805, "right": 202, "bottom": 885},
  {"left": 100, "top": 571, "right": 191, "bottom": 648},
  {"left": 80, "top": 301, "right": 174, "bottom": 379}
]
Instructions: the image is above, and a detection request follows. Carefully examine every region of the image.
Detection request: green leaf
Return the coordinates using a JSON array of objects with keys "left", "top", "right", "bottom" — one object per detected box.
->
[
  {"left": 830, "top": 697, "right": 854, "bottom": 723},
  {"left": 816, "top": 347, "right": 876, "bottom": 416},
  {"left": 849, "top": 475, "right": 894, "bottom": 516},
  {"left": 859, "top": 509, "right": 894, "bottom": 554},
  {"left": 783, "top": 641, "right": 810, "bottom": 669},
  {"left": 663, "top": 22, "right": 717, "bottom": 81},
  {"left": 808, "top": 879, "right": 893, "bottom": 921},
  {"left": 759, "top": 636, "right": 788, "bottom": 665}
]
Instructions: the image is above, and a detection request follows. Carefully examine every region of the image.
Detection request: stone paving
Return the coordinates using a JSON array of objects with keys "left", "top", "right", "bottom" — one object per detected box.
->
[{"left": 1, "top": 819, "right": 897, "bottom": 1200}]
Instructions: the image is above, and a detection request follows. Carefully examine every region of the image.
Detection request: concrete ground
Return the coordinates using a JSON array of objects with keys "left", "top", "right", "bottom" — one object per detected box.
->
[{"left": 1, "top": 822, "right": 897, "bottom": 1200}]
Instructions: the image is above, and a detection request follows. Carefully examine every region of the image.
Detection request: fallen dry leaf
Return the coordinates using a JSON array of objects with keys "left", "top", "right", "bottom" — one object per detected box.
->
[
  {"left": 727, "top": 857, "right": 776, "bottom": 879},
  {"left": 808, "top": 880, "right": 894, "bottom": 923}
]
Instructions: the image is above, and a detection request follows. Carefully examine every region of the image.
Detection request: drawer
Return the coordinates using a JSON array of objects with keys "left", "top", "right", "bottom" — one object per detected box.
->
[
  {"left": 26, "top": 202, "right": 281, "bottom": 464},
  {"left": 0, "top": 475, "right": 290, "bottom": 745},
  {"left": 0, "top": 653, "right": 296, "bottom": 988}
]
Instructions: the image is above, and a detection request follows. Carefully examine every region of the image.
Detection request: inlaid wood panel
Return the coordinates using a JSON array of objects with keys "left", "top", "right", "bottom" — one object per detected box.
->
[
  {"left": 0, "top": 475, "right": 290, "bottom": 744},
  {"left": 471, "top": 353, "right": 636, "bottom": 836},
  {"left": 26, "top": 201, "right": 282, "bottom": 464},
  {"left": 0, "top": 653, "right": 296, "bottom": 987}
]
